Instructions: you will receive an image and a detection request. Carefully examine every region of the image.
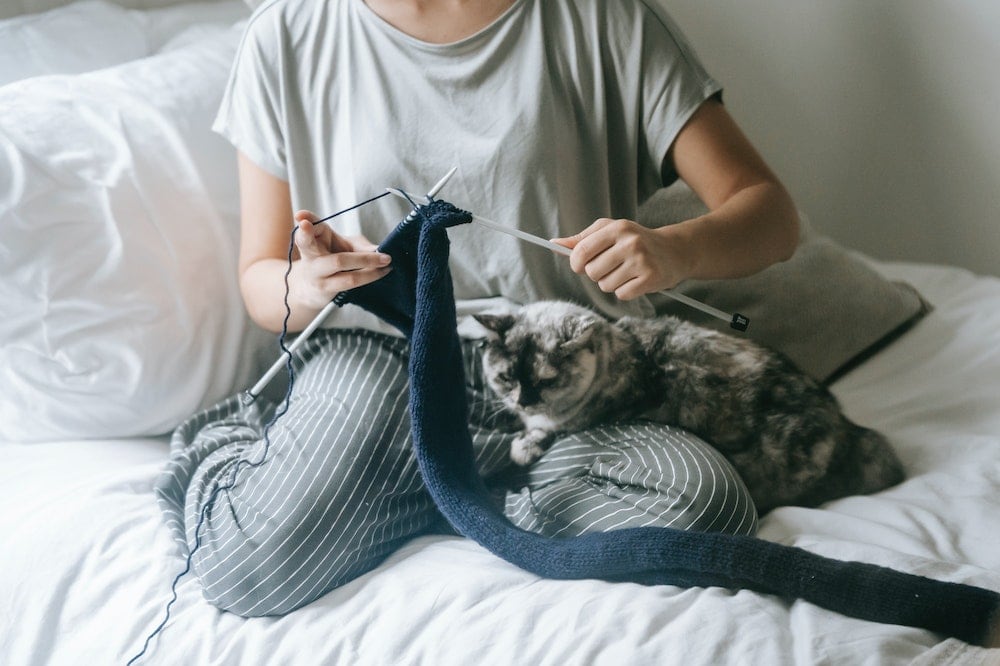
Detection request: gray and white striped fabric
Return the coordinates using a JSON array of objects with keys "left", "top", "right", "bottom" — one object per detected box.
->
[
  {"left": 156, "top": 329, "right": 757, "bottom": 617},
  {"left": 506, "top": 422, "right": 758, "bottom": 538}
]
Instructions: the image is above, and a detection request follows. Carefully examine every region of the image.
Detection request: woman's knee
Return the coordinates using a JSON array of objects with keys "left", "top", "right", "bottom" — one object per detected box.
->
[
  {"left": 187, "top": 461, "right": 437, "bottom": 616},
  {"left": 164, "top": 331, "right": 429, "bottom": 616},
  {"left": 185, "top": 420, "right": 435, "bottom": 615},
  {"left": 506, "top": 421, "right": 758, "bottom": 538}
]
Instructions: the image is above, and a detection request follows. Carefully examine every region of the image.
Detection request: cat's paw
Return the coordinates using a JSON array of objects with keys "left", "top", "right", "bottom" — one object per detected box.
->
[{"left": 510, "top": 429, "right": 552, "bottom": 466}]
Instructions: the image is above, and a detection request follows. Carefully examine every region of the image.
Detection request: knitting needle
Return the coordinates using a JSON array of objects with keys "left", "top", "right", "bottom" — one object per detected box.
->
[
  {"left": 242, "top": 301, "right": 337, "bottom": 404},
  {"left": 384, "top": 188, "right": 748, "bottom": 331},
  {"left": 426, "top": 166, "right": 458, "bottom": 200}
]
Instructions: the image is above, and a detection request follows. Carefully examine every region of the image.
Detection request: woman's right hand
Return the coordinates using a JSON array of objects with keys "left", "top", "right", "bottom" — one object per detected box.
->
[{"left": 289, "top": 210, "right": 393, "bottom": 309}]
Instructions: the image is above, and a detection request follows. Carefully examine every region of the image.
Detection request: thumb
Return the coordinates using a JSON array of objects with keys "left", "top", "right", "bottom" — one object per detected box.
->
[
  {"left": 295, "top": 218, "right": 327, "bottom": 259},
  {"left": 550, "top": 218, "right": 606, "bottom": 249},
  {"left": 550, "top": 235, "right": 580, "bottom": 250}
]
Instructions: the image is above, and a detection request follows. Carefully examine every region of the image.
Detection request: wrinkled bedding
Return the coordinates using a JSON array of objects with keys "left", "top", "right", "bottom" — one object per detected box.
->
[{"left": 3, "top": 261, "right": 999, "bottom": 665}]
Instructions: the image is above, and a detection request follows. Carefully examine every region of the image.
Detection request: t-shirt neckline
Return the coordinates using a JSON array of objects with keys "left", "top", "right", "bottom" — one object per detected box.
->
[{"left": 354, "top": 0, "right": 527, "bottom": 53}]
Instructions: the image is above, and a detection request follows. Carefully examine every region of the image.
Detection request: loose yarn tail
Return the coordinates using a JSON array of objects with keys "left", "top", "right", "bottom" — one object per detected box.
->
[{"left": 130, "top": 194, "right": 392, "bottom": 664}]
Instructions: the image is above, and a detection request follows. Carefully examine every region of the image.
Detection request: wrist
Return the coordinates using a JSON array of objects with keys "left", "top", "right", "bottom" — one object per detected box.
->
[
  {"left": 241, "top": 258, "right": 320, "bottom": 334},
  {"left": 653, "top": 222, "right": 699, "bottom": 285}
]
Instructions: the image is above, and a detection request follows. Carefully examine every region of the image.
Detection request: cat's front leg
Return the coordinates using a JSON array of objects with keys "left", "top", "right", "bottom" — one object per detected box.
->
[{"left": 511, "top": 428, "right": 555, "bottom": 466}]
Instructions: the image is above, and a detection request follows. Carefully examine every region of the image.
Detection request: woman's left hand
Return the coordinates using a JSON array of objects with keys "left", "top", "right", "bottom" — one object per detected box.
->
[{"left": 552, "top": 218, "right": 691, "bottom": 300}]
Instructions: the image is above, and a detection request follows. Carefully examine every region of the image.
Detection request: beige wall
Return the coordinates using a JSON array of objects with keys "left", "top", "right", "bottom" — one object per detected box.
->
[{"left": 666, "top": 0, "right": 1000, "bottom": 277}]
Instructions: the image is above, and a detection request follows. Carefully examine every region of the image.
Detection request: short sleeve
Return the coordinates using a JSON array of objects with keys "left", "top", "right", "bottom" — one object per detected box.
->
[
  {"left": 633, "top": 1, "right": 723, "bottom": 187},
  {"left": 212, "top": 9, "right": 288, "bottom": 180}
]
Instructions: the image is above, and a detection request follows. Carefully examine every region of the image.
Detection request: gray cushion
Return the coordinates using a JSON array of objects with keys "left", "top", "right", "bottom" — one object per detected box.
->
[{"left": 638, "top": 183, "right": 930, "bottom": 383}]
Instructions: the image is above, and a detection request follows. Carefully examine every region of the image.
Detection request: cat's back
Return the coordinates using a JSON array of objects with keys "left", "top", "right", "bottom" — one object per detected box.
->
[{"left": 616, "top": 314, "right": 773, "bottom": 379}]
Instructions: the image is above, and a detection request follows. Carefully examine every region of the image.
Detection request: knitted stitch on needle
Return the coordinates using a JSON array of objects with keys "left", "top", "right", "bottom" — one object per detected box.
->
[{"left": 337, "top": 199, "right": 1000, "bottom": 647}]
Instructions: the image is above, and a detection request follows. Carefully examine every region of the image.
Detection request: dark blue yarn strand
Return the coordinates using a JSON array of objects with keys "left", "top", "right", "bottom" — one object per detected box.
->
[
  {"left": 126, "top": 234, "right": 297, "bottom": 666},
  {"left": 311, "top": 190, "right": 392, "bottom": 226},
  {"left": 127, "top": 193, "right": 389, "bottom": 665}
]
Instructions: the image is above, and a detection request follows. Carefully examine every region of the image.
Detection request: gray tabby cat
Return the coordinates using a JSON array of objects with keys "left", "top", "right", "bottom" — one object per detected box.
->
[{"left": 474, "top": 300, "right": 904, "bottom": 513}]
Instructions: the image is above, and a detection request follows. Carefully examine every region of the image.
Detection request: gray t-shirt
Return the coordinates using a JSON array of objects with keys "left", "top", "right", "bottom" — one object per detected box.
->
[{"left": 214, "top": 0, "right": 721, "bottom": 335}]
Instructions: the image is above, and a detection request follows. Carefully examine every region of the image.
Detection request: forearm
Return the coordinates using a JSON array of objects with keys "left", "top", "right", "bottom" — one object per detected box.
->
[{"left": 665, "top": 180, "right": 799, "bottom": 282}]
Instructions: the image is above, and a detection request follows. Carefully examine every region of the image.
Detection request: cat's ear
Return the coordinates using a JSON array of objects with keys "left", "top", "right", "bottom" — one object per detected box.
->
[
  {"left": 563, "top": 317, "right": 598, "bottom": 351},
  {"left": 473, "top": 313, "right": 516, "bottom": 340}
]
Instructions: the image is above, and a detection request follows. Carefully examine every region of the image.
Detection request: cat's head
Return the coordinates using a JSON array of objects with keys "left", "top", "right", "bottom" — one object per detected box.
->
[{"left": 474, "top": 301, "right": 611, "bottom": 426}]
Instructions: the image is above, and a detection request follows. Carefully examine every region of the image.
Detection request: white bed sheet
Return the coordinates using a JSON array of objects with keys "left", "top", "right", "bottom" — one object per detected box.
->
[{"left": 2, "top": 260, "right": 999, "bottom": 666}]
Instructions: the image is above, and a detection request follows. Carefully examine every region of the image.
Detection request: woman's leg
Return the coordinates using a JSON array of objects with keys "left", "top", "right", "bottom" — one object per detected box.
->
[
  {"left": 155, "top": 330, "right": 518, "bottom": 617},
  {"left": 157, "top": 329, "right": 753, "bottom": 617},
  {"left": 504, "top": 421, "right": 759, "bottom": 538}
]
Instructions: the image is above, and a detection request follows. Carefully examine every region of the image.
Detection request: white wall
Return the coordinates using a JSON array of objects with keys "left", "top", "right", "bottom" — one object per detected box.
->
[{"left": 666, "top": 0, "right": 1000, "bottom": 277}]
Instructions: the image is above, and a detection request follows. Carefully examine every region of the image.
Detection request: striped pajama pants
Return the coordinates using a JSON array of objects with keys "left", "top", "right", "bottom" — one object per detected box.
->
[{"left": 156, "top": 329, "right": 757, "bottom": 617}]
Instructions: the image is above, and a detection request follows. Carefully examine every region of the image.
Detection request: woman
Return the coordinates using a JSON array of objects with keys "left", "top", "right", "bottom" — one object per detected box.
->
[{"left": 156, "top": 0, "right": 799, "bottom": 617}]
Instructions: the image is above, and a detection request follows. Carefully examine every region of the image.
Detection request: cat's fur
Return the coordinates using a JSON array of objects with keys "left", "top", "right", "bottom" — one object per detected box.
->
[{"left": 474, "top": 300, "right": 904, "bottom": 513}]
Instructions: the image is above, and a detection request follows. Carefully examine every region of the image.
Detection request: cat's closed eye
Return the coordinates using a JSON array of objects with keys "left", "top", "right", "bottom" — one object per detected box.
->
[
  {"left": 492, "top": 369, "right": 515, "bottom": 386},
  {"left": 534, "top": 376, "right": 559, "bottom": 389}
]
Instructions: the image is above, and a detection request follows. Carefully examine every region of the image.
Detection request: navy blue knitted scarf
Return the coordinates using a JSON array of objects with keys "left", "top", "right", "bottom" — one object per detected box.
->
[{"left": 336, "top": 199, "right": 999, "bottom": 647}]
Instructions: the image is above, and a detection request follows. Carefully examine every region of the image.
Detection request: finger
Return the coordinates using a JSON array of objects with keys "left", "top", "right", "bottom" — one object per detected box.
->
[
  {"left": 295, "top": 219, "right": 327, "bottom": 259},
  {"left": 550, "top": 237, "right": 577, "bottom": 250},
  {"left": 312, "top": 250, "right": 392, "bottom": 276},
  {"left": 296, "top": 218, "right": 349, "bottom": 258},
  {"left": 595, "top": 262, "right": 638, "bottom": 294},
  {"left": 324, "top": 228, "right": 356, "bottom": 253},
  {"left": 554, "top": 217, "right": 612, "bottom": 243},
  {"left": 320, "top": 265, "right": 393, "bottom": 293},
  {"left": 294, "top": 210, "right": 330, "bottom": 248},
  {"left": 294, "top": 209, "right": 319, "bottom": 224},
  {"left": 583, "top": 243, "right": 635, "bottom": 284},
  {"left": 613, "top": 275, "right": 646, "bottom": 301},
  {"left": 551, "top": 217, "right": 614, "bottom": 259},
  {"left": 569, "top": 222, "right": 618, "bottom": 274},
  {"left": 297, "top": 216, "right": 356, "bottom": 255}
]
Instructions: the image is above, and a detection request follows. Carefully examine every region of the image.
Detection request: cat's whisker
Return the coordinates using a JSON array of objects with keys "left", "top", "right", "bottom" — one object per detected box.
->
[{"left": 479, "top": 401, "right": 518, "bottom": 424}]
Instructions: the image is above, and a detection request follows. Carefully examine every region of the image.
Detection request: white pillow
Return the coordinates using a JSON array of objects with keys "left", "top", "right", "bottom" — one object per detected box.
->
[
  {"left": 0, "top": 0, "right": 149, "bottom": 85},
  {"left": 0, "top": 27, "right": 271, "bottom": 442},
  {"left": 0, "top": 0, "right": 185, "bottom": 21},
  {"left": 138, "top": 0, "right": 248, "bottom": 52},
  {"left": 0, "top": 0, "right": 248, "bottom": 86}
]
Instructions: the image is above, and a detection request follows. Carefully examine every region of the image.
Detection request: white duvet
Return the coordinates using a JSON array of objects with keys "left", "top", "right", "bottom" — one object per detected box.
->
[{"left": 3, "top": 261, "right": 999, "bottom": 666}]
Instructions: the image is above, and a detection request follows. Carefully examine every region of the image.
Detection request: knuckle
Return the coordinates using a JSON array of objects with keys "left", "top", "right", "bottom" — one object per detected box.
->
[
  {"left": 621, "top": 235, "right": 640, "bottom": 252},
  {"left": 343, "top": 272, "right": 364, "bottom": 289}
]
